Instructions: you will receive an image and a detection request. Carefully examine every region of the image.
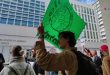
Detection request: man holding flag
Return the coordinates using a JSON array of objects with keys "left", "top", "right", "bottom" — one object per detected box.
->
[
  {"left": 34, "top": 25, "right": 78, "bottom": 75},
  {"left": 33, "top": 0, "right": 86, "bottom": 75}
]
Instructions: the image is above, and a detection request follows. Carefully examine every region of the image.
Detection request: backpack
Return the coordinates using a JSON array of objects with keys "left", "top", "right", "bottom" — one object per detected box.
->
[
  {"left": 72, "top": 50, "right": 100, "bottom": 75},
  {"left": 8, "top": 64, "right": 28, "bottom": 75}
]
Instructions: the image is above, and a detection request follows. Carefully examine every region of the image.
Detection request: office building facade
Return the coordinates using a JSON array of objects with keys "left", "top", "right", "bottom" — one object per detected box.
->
[
  {"left": 95, "top": 0, "right": 110, "bottom": 53},
  {"left": 0, "top": 0, "right": 45, "bottom": 62},
  {"left": 93, "top": 0, "right": 107, "bottom": 43},
  {"left": 70, "top": 0, "right": 100, "bottom": 50},
  {"left": 0, "top": 0, "right": 45, "bottom": 27}
]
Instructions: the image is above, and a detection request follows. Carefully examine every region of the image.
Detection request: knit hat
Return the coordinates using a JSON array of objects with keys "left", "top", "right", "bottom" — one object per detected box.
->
[{"left": 100, "top": 44, "right": 108, "bottom": 52}]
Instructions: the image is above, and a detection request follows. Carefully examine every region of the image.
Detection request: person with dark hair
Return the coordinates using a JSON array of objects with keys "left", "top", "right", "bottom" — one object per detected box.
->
[
  {"left": 0, "top": 45, "right": 36, "bottom": 75},
  {"left": 90, "top": 50, "right": 102, "bottom": 75},
  {"left": 33, "top": 24, "right": 78, "bottom": 75},
  {"left": 0, "top": 53, "right": 5, "bottom": 72},
  {"left": 31, "top": 46, "right": 45, "bottom": 75}
]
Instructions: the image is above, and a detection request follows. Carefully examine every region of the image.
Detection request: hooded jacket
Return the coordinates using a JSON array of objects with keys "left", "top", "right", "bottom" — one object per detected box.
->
[
  {"left": 0, "top": 57, "right": 35, "bottom": 75},
  {"left": 37, "top": 48, "right": 78, "bottom": 75}
]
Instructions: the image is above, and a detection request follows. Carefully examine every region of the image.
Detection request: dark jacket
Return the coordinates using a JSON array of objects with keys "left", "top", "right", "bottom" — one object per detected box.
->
[
  {"left": 33, "top": 62, "right": 44, "bottom": 75},
  {"left": 93, "top": 56, "right": 102, "bottom": 75},
  {"left": 0, "top": 53, "right": 5, "bottom": 72}
]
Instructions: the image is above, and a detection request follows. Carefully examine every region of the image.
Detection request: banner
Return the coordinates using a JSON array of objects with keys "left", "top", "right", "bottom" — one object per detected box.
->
[{"left": 42, "top": 0, "right": 86, "bottom": 48}]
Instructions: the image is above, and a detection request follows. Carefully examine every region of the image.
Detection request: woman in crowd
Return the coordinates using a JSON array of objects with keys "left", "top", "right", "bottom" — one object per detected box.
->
[{"left": 0, "top": 45, "right": 35, "bottom": 75}]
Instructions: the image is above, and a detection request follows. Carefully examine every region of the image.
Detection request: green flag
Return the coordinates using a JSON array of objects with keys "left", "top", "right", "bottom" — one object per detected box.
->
[{"left": 42, "top": 0, "right": 86, "bottom": 48}]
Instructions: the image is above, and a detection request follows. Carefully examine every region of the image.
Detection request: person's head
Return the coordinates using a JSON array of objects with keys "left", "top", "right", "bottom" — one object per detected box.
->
[
  {"left": 32, "top": 41, "right": 42, "bottom": 58},
  {"left": 90, "top": 50, "right": 97, "bottom": 57},
  {"left": 99, "top": 44, "right": 109, "bottom": 56},
  {"left": 12, "top": 45, "right": 24, "bottom": 57},
  {"left": 58, "top": 31, "right": 76, "bottom": 49}
]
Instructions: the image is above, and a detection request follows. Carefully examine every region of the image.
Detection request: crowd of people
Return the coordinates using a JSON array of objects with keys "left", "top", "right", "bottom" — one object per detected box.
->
[{"left": 0, "top": 24, "right": 110, "bottom": 75}]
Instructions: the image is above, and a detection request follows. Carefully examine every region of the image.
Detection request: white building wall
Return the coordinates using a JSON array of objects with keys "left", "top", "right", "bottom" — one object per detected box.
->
[
  {"left": 98, "top": 0, "right": 110, "bottom": 53},
  {"left": 93, "top": 1, "right": 107, "bottom": 43},
  {"left": 70, "top": 0, "right": 100, "bottom": 50},
  {"left": 0, "top": 25, "right": 37, "bottom": 62}
]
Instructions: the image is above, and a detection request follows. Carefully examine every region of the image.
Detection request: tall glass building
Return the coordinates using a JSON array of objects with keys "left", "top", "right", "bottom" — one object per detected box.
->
[
  {"left": 0, "top": 0, "right": 45, "bottom": 63},
  {"left": 0, "top": 0, "right": 45, "bottom": 27}
]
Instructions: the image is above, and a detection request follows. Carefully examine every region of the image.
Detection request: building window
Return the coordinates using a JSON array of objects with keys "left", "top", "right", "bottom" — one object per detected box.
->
[
  {"left": 24, "top": 1, "right": 29, "bottom": 5},
  {"left": 90, "top": 31, "right": 93, "bottom": 39},
  {"left": 29, "top": 9, "right": 34, "bottom": 13},
  {"left": 88, "top": 15, "right": 90, "bottom": 22},
  {"left": 28, "top": 18, "right": 34, "bottom": 22},
  {"left": 18, "top": 3, "right": 23, "bottom": 6},
  {"left": 86, "top": 24, "right": 88, "bottom": 29},
  {"left": 93, "top": 17, "right": 96, "bottom": 23},
  {"left": 74, "top": 4, "right": 77, "bottom": 11},
  {"left": 15, "top": 19, "right": 21, "bottom": 25},
  {"left": 9, "top": 11, "right": 15, "bottom": 15},
  {"left": 18, "top": 0, "right": 23, "bottom": 4},
  {"left": 16, "top": 16, "right": 21, "bottom": 20},
  {"left": 87, "top": 8, "right": 89, "bottom": 14},
  {"left": 0, "top": 3, "right": 2, "bottom": 7},
  {"left": 3, "top": 4, "right": 9, "bottom": 8},
  {"left": 29, "top": 15, "right": 34, "bottom": 18},
  {"left": 40, "top": 17, "right": 43, "bottom": 21},
  {"left": 29, "top": 11, "right": 34, "bottom": 15},
  {"left": 92, "top": 24, "right": 94, "bottom": 30},
  {"left": 10, "top": 5, "right": 16, "bottom": 10},
  {"left": 84, "top": 7, "right": 86, "bottom": 13},
  {"left": 9, "top": 15, "right": 15, "bottom": 19},
  {"left": 34, "top": 22, "right": 39, "bottom": 27},
  {"left": 0, "top": 17, "right": 7, "bottom": 24},
  {"left": 23, "top": 13, "right": 28, "bottom": 17},
  {"left": 35, "top": 15, "right": 39, "bottom": 19},
  {"left": 87, "top": 31, "right": 89, "bottom": 39},
  {"left": 3, "top": 1, "right": 9, "bottom": 4},
  {"left": 41, "top": 5, "right": 45, "bottom": 8},
  {"left": 7, "top": 19, "right": 14, "bottom": 25},
  {"left": 30, "top": 3, "right": 35, "bottom": 6},
  {"left": 16, "top": 12, "right": 22, "bottom": 16},
  {"left": 94, "top": 24, "right": 97, "bottom": 31},
  {"left": 21, "top": 20, "right": 27, "bottom": 26},
  {"left": 35, "top": 4, "right": 40, "bottom": 8},
  {"left": 36, "top": 1, "right": 40, "bottom": 4},
  {"left": 96, "top": 32, "right": 98, "bottom": 39},
  {"left": 35, "top": 10, "right": 40, "bottom": 13},
  {"left": 41, "top": 2, "right": 45, "bottom": 5},
  {"left": 28, "top": 21, "right": 33, "bottom": 27},
  {"left": 23, "top": 10, "right": 28, "bottom": 14},
  {"left": 84, "top": 15, "right": 87, "bottom": 22},
  {"left": 31, "top": 0, "right": 35, "bottom": 2},
  {"left": 93, "top": 32, "right": 95, "bottom": 39},
  {"left": 1, "top": 14, "right": 8, "bottom": 18},
  {"left": 2, "top": 10, "right": 8, "bottom": 14},
  {"left": 22, "top": 17, "right": 27, "bottom": 21},
  {"left": 11, "top": 2, "right": 17, "bottom": 5},
  {"left": 92, "top": 10, "right": 94, "bottom": 15},
  {"left": 23, "top": 8, "right": 28, "bottom": 12},
  {"left": 17, "top": 7, "right": 22, "bottom": 11}
]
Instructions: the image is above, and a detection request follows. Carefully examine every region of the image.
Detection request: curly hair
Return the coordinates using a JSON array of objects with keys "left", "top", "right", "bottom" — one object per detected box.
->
[{"left": 58, "top": 31, "right": 76, "bottom": 47}]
